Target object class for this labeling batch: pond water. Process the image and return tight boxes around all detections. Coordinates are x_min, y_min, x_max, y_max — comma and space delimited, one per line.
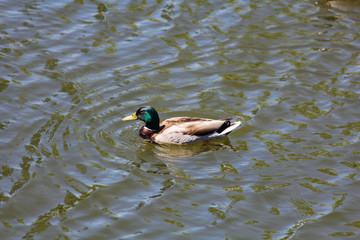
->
1, 0, 360, 239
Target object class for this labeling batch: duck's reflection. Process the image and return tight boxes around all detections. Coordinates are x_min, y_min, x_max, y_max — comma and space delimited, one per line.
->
146, 137, 237, 159
320, 0, 360, 13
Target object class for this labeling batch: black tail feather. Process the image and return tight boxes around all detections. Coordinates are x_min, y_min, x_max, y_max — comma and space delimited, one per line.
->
216, 120, 231, 134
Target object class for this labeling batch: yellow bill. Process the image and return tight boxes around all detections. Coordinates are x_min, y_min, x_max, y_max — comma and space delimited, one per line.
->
122, 113, 137, 121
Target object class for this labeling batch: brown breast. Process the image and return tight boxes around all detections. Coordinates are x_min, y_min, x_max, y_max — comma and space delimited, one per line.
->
139, 126, 155, 140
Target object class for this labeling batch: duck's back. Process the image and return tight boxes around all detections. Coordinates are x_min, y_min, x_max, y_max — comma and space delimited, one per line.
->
153, 117, 240, 144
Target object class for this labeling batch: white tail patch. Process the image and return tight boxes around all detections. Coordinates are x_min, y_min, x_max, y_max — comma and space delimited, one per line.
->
220, 121, 241, 135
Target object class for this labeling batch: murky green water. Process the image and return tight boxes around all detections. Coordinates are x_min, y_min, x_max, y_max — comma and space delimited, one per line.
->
1, 0, 360, 239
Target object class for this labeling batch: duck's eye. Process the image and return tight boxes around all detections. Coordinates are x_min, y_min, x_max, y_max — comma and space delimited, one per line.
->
140, 110, 145, 114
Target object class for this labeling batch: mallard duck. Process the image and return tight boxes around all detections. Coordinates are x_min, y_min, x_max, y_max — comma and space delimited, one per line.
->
122, 106, 241, 144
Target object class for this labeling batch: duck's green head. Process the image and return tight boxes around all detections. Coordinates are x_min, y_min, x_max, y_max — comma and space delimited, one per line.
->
122, 106, 160, 130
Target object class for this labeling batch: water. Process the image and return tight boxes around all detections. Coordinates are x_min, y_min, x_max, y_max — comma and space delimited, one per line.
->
1, 0, 360, 239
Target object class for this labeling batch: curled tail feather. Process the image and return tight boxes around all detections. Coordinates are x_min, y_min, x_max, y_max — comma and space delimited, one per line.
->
217, 121, 241, 135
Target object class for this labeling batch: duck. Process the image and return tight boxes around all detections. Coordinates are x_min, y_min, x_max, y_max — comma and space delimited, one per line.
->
122, 106, 241, 144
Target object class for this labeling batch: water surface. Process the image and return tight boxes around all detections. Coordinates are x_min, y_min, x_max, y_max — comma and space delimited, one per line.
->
1, 0, 360, 239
